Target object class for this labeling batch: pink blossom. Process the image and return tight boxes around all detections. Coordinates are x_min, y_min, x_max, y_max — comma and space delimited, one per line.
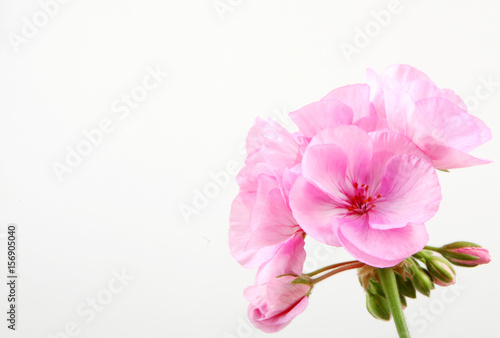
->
289, 125, 442, 267
229, 118, 303, 268
245, 233, 309, 333
367, 64, 491, 169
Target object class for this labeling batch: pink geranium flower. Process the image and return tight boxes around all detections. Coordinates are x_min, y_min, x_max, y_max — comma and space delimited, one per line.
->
289, 125, 442, 267
245, 233, 309, 333
229, 118, 303, 268
229, 65, 493, 335
368, 64, 491, 169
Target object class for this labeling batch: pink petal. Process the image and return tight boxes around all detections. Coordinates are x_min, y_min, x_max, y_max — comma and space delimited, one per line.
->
383, 91, 416, 137
278, 165, 302, 206
263, 277, 309, 317
321, 84, 371, 121
301, 143, 349, 197
236, 162, 274, 192
246, 283, 309, 333
338, 217, 429, 268
307, 126, 372, 187
289, 176, 342, 246
384, 92, 450, 162
370, 154, 441, 230
229, 192, 280, 268
249, 174, 283, 231
243, 284, 266, 305
289, 99, 353, 138
438, 88, 468, 111
366, 68, 386, 119
405, 80, 468, 110
471, 115, 493, 145
404, 79, 442, 102
353, 106, 379, 132
415, 98, 491, 153
381, 64, 432, 84
381, 64, 468, 110
368, 130, 430, 191
256, 233, 306, 285
245, 188, 300, 250
432, 147, 491, 169
245, 117, 301, 171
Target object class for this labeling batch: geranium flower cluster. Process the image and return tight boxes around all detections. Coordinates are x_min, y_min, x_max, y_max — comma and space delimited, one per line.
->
228, 64, 491, 333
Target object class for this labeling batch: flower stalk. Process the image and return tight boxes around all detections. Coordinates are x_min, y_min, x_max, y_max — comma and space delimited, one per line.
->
305, 260, 361, 277
311, 261, 365, 284
377, 268, 411, 338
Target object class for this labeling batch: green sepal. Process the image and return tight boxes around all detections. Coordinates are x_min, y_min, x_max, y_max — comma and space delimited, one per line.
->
368, 278, 385, 297
395, 272, 416, 299
411, 267, 434, 297
447, 261, 479, 268
441, 251, 480, 261
412, 252, 426, 262
441, 241, 481, 250
289, 275, 314, 297
366, 289, 391, 321
291, 276, 313, 285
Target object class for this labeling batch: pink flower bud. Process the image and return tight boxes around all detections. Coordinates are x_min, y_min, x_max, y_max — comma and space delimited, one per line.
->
430, 259, 456, 287
244, 276, 310, 333
447, 247, 491, 266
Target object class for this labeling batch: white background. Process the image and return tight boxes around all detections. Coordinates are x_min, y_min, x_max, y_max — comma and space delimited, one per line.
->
1, 1, 500, 337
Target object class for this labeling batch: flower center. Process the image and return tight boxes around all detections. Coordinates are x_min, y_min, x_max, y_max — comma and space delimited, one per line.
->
346, 182, 381, 215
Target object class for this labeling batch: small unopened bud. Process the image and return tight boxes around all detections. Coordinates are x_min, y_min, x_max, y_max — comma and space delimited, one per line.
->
366, 289, 390, 321
426, 257, 456, 286
438, 242, 491, 267
395, 272, 416, 299
411, 267, 434, 297
368, 279, 385, 297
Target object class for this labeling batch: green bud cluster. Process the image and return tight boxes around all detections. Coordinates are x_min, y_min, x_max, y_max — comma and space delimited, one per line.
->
359, 261, 416, 321
359, 240, 489, 322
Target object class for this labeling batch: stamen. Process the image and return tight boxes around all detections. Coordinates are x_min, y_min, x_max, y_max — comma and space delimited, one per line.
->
343, 184, 381, 216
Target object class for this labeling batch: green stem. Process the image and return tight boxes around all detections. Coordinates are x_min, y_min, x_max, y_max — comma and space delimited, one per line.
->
419, 250, 434, 260
413, 250, 433, 263
424, 245, 441, 253
312, 262, 365, 284
408, 257, 421, 269
377, 268, 410, 338
305, 260, 360, 277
